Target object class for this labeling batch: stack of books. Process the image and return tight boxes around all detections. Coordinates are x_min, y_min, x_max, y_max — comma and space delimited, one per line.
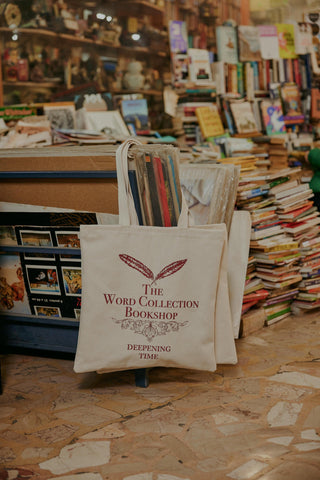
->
268, 137, 288, 170
237, 167, 304, 326
292, 236, 320, 311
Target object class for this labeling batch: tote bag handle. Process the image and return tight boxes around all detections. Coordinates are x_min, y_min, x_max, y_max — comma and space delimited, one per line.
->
116, 138, 191, 227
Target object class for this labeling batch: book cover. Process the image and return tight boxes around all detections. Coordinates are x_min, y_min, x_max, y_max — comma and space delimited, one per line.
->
168, 20, 188, 54
258, 25, 280, 60
294, 22, 313, 55
280, 83, 305, 125
195, 106, 225, 138
238, 26, 262, 62
172, 53, 189, 84
229, 101, 258, 134
260, 99, 286, 135
188, 48, 213, 85
276, 24, 297, 59
216, 26, 239, 64
121, 99, 149, 131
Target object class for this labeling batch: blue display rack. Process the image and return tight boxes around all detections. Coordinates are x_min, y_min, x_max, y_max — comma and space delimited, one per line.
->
0, 169, 149, 389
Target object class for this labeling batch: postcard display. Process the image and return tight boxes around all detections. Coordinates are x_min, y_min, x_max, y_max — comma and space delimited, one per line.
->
0, 212, 97, 353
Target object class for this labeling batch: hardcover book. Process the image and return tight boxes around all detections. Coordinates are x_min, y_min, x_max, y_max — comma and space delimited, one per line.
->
258, 25, 280, 60
121, 99, 149, 131
280, 83, 305, 125
195, 106, 225, 138
229, 101, 258, 135
276, 24, 297, 59
216, 26, 239, 64
238, 26, 262, 62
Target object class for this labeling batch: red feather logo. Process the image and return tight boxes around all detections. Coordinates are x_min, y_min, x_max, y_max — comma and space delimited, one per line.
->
119, 254, 187, 283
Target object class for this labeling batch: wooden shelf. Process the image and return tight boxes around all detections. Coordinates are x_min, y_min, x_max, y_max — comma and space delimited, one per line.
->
0, 27, 168, 58
3, 81, 61, 88
113, 88, 163, 96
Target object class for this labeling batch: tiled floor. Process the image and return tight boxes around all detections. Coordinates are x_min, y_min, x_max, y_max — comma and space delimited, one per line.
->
0, 311, 320, 480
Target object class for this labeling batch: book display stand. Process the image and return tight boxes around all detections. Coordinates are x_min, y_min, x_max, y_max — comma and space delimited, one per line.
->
0, 147, 150, 389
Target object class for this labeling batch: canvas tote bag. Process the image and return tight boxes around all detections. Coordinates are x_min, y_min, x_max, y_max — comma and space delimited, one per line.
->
74, 139, 236, 374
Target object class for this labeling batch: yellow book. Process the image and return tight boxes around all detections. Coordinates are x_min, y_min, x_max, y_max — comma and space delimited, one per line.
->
195, 106, 225, 139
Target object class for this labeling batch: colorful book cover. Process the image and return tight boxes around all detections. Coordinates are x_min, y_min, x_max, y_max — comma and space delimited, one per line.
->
188, 48, 213, 85
276, 24, 297, 59
168, 20, 188, 54
258, 25, 280, 60
280, 83, 305, 125
238, 26, 262, 62
216, 26, 239, 64
121, 99, 149, 131
260, 99, 286, 135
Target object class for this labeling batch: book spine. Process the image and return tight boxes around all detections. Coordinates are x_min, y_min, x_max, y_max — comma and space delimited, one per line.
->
161, 155, 177, 226
153, 154, 171, 227
237, 62, 244, 96
144, 153, 163, 226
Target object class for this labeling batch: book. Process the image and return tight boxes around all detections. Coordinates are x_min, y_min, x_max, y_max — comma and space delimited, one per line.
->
216, 26, 239, 64
168, 20, 188, 53
144, 152, 163, 226
229, 102, 258, 135
188, 48, 213, 85
276, 24, 297, 59
294, 22, 313, 55
195, 106, 225, 138
311, 88, 320, 120
121, 99, 149, 131
258, 25, 280, 60
152, 153, 171, 227
172, 53, 189, 84
260, 99, 286, 135
280, 83, 305, 125
238, 26, 262, 62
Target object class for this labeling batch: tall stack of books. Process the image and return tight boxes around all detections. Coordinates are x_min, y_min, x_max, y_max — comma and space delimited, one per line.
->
237, 167, 304, 325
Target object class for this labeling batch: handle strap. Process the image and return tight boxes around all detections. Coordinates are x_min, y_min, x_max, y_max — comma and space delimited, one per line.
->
116, 137, 142, 226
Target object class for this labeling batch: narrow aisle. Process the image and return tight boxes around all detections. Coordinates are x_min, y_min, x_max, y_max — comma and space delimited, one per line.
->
0, 311, 319, 480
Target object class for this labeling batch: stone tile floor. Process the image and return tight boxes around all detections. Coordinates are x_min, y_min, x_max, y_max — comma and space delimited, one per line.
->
0, 311, 320, 480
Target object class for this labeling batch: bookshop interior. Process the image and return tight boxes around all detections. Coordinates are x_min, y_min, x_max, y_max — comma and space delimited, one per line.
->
1, 0, 320, 478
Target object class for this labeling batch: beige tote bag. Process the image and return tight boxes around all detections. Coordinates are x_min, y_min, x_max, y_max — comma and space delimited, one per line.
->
74, 139, 237, 374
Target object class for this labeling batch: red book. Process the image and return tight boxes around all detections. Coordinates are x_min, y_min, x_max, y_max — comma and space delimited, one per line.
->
153, 154, 171, 227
